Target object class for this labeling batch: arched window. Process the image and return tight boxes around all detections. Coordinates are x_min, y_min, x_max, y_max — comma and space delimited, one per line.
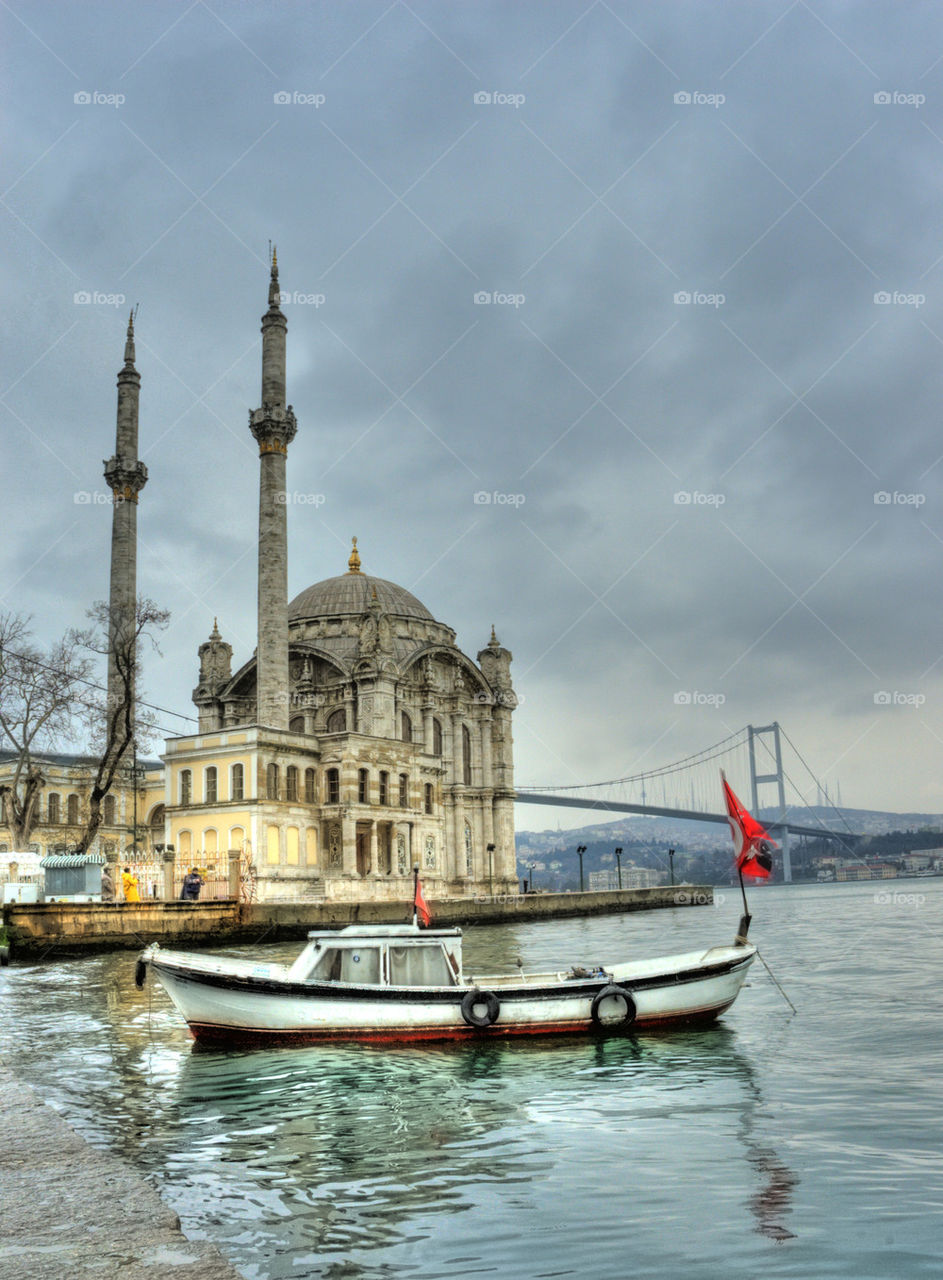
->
424, 783, 434, 815
266, 763, 279, 801
67, 794, 79, 825
286, 766, 298, 802
358, 768, 369, 804
231, 763, 244, 801
327, 708, 346, 733
304, 768, 317, 803
326, 768, 340, 804
180, 770, 192, 806
205, 766, 218, 804
401, 711, 412, 742
379, 771, 389, 805
47, 793, 60, 824
462, 725, 472, 786
103, 795, 116, 825
289, 716, 304, 733
432, 718, 443, 755
398, 773, 408, 807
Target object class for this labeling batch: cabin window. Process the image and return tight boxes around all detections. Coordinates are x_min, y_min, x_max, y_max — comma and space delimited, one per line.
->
267, 763, 279, 800
309, 946, 380, 985
326, 768, 340, 804
67, 793, 79, 825
389, 944, 454, 987
180, 770, 192, 805
231, 763, 244, 801
286, 766, 298, 802
103, 795, 116, 825
205, 767, 218, 804
47, 793, 60, 824
358, 768, 369, 804
379, 771, 389, 805
432, 718, 443, 755
398, 773, 408, 807
326, 708, 346, 733
304, 768, 317, 803
401, 711, 412, 742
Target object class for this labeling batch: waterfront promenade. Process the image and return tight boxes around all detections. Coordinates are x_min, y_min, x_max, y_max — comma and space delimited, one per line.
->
0, 1062, 244, 1280
1, 885, 713, 960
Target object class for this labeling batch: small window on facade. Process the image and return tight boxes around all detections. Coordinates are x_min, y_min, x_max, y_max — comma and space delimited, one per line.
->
205, 766, 218, 804
103, 795, 116, 825
379, 771, 388, 805
286, 766, 298, 802
424, 783, 434, 815
305, 768, 317, 804
267, 763, 280, 801
462, 724, 472, 786
231, 763, 244, 801
327, 708, 346, 733
358, 768, 369, 804
180, 770, 192, 806
289, 716, 304, 733
47, 793, 60, 824
327, 768, 340, 804
432, 718, 443, 755
401, 711, 412, 742
67, 793, 79, 825
399, 773, 408, 807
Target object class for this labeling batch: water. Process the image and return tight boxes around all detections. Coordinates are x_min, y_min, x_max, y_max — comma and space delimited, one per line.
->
2, 882, 943, 1279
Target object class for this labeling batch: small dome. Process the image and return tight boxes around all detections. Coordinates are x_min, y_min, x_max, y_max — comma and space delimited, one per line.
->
288, 573, 435, 623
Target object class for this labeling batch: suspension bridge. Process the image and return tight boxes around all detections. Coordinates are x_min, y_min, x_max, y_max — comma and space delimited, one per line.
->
514, 723, 859, 882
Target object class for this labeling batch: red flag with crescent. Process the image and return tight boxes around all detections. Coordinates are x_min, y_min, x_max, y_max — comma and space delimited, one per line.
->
721, 771, 775, 879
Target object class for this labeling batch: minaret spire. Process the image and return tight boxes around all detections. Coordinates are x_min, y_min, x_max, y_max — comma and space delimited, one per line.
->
250, 250, 297, 729
104, 310, 148, 722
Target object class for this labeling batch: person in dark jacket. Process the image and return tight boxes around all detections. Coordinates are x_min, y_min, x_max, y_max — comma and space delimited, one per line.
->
180, 867, 204, 901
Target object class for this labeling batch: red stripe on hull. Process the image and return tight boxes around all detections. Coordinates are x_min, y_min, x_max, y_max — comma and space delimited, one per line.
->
186, 1000, 735, 1047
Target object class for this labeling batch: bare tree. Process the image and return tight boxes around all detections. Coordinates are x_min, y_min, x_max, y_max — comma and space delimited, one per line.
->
0, 613, 96, 849
70, 597, 169, 857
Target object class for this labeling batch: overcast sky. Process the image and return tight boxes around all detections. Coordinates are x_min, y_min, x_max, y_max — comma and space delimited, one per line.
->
3, 1, 943, 824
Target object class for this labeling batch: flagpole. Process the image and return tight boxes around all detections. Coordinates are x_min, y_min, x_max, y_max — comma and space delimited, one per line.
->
412, 864, 418, 929
736, 866, 751, 944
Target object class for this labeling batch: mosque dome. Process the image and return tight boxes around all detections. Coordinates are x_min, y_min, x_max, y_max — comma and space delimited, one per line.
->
287, 538, 435, 624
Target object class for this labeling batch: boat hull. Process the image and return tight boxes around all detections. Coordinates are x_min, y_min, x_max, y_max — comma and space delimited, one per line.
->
148, 944, 756, 1046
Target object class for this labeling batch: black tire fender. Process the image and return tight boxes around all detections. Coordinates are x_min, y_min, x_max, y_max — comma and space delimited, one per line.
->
461, 988, 500, 1028
590, 983, 636, 1028
134, 957, 147, 989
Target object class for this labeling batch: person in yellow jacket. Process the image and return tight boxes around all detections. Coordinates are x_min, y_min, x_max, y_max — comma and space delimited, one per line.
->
121, 867, 140, 903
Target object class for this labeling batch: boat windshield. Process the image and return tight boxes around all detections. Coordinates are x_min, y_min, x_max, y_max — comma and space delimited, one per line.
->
308, 946, 381, 984
302, 940, 456, 986
389, 943, 453, 987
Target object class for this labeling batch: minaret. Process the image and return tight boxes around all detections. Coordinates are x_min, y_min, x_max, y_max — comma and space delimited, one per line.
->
103, 311, 148, 722
250, 249, 297, 729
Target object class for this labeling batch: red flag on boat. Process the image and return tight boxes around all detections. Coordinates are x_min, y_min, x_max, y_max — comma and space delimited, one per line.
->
721, 771, 775, 879
414, 875, 431, 928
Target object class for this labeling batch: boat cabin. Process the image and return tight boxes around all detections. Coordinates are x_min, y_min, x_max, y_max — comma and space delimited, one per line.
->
286, 924, 464, 988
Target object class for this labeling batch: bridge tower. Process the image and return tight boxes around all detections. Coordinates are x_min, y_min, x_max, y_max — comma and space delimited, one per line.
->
747, 722, 792, 883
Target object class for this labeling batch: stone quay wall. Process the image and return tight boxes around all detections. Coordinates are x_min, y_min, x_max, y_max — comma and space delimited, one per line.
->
1, 886, 714, 960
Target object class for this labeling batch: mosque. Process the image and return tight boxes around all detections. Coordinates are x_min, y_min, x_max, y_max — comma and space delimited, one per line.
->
0, 256, 519, 902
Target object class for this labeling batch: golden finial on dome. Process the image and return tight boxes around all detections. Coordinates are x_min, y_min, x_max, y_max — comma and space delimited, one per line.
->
490, 624, 498, 644
347, 536, 362, 574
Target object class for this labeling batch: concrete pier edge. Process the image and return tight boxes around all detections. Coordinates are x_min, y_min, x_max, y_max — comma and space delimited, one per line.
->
0, 1061, 245, 1280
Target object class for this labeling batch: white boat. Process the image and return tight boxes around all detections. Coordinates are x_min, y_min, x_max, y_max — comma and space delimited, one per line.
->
136, 917, 757, 1045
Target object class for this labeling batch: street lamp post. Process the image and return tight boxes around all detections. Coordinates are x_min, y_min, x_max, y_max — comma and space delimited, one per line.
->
614, 846, 623, 890
487, 842, 495, 897
577, 845, 586, 893
668, 847, 675, 886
